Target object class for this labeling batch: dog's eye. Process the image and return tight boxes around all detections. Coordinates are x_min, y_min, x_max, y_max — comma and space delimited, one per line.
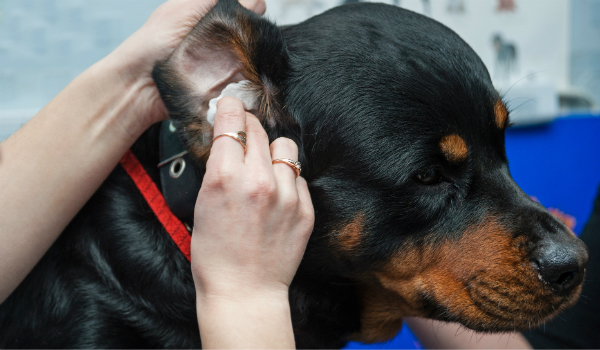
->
416, 169, 442, 185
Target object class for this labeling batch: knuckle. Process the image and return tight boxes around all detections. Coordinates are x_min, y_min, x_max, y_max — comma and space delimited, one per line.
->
240, 0, 266, 13
280, 193, 299, 211
204, 164, 237, 189
200, 178, 223, 192
256, 0, 267, 9
244, 173, 276, 202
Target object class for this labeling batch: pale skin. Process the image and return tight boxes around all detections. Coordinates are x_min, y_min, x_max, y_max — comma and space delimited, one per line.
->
193, 97, 314, 348
405, 318, 532, 349
0, 0, 267, 303
0, 0, 534, 348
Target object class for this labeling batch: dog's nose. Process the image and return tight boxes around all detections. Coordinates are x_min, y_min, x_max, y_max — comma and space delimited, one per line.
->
532, 237, 588, 295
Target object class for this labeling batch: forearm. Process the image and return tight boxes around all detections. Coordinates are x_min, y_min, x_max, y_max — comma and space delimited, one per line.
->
0, 52, 155, 303
405, 317, 532, 349
197, 293, 296, 349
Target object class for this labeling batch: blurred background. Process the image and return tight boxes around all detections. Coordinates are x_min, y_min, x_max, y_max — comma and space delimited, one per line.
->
1, 0, 599, 135
0, 0, 600, 140
1, 0, 599, 348
1, 0, 599, 138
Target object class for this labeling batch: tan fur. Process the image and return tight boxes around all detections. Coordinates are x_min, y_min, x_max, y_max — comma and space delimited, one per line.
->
354, 219, 580, 343
494, 99, 509, 129
440, 134, 468, 162
332, 214, 364, 255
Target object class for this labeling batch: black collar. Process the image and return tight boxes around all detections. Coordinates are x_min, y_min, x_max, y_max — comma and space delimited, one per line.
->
158, 121, 204, 228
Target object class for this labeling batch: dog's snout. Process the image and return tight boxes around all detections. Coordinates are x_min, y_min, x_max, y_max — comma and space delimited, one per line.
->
532, 237, 588, 295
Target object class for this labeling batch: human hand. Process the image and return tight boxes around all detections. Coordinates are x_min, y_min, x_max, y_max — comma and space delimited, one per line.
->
191, 97, 314, 304
104, 0, 266, 133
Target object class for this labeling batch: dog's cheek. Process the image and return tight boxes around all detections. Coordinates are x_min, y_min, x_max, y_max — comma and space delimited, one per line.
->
351, 246, 432, 343
350, 285, 409, 344
414, 222, 528, 328
329, 214, 364, 258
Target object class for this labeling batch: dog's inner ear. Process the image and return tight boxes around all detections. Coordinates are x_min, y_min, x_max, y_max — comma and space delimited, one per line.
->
153, 0, 292, 160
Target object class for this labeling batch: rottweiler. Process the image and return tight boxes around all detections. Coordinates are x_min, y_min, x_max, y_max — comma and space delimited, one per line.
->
0, 0, 588, 348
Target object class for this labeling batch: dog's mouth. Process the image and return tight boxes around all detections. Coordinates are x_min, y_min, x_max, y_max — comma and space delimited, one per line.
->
423, 267, 582, 333
353, 220, 585, 343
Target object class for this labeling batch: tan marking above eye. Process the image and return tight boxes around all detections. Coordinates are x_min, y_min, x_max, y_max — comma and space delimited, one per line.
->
494, 99, 509, 129
439, 134, 468, 162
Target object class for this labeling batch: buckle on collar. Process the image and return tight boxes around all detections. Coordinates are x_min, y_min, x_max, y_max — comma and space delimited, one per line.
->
158, 121, 204, 226
158, 150, 188, 179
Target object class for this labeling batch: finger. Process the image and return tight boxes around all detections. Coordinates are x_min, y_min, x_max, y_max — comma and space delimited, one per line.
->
270, 137, 299, 180
296, 176, 315, 235
244, 112, 272, 168
210, 97, 247, 162
239, 0, 266, 15
270, 138, 300, 203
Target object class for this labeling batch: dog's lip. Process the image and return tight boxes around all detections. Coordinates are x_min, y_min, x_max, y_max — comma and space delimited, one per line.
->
426, 303, 542, 333
427, 307, 454, 323
425, 288, 579, 333
418, 271, 582, 332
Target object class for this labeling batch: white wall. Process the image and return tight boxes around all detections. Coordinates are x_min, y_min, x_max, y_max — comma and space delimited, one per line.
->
267, 0, 571, 91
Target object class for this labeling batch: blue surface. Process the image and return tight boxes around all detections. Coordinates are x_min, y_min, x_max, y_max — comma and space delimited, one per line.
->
505, 115, 600, 234
345, 114, 600, 349
345, 325, 423, 350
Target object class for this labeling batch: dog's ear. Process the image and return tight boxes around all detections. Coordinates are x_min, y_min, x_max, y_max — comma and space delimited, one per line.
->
153, 0, 299, 160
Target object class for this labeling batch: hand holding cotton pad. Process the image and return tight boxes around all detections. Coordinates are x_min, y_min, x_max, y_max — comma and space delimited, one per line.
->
206, 80, 258, 126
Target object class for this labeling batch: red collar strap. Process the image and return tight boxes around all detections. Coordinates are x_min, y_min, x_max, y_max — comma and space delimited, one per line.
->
119, 150, 191, 261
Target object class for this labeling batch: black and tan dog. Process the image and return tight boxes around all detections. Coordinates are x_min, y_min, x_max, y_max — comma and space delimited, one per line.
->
0, 1, 589, 348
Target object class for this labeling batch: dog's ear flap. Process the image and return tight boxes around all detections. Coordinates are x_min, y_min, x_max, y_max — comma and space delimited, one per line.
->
153, 0, 297, 160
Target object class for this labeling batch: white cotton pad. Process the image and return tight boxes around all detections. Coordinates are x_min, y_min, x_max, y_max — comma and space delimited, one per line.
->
206, 80, 258, 126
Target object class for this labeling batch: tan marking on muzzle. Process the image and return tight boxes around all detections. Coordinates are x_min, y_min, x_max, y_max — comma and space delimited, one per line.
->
354, 219, 578, 343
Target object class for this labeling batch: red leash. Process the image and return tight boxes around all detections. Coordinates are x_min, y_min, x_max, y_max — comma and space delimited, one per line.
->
119, 150, 191, 261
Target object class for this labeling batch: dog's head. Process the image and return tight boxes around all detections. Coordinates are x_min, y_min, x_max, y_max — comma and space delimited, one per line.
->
153, 0, 589, 343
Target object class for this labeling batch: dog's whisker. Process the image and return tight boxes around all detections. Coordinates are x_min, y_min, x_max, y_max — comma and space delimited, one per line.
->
500, 70, 549, 98
443, 281, 473, 311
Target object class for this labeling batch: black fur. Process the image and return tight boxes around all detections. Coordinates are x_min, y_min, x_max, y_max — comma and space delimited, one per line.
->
0, 1, 588, 348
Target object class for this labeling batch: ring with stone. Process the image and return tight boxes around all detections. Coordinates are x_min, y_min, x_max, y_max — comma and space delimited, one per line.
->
272, 158, 301, 178
212, 131, 247, 152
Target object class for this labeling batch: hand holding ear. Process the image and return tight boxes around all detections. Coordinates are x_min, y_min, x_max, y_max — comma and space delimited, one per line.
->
104, 0, 266, 130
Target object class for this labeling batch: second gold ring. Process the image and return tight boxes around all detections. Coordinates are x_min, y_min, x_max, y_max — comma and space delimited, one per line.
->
272, 158, 302, 178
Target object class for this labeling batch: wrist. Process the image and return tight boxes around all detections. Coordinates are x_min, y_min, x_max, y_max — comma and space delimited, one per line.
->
196, 292, 295, 349
98, 51, 164, 135
196, 284, 290, 310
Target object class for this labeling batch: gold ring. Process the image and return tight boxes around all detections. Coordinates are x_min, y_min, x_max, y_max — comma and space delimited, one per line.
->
272, 158, 301, 178
212, 131, 247, 152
